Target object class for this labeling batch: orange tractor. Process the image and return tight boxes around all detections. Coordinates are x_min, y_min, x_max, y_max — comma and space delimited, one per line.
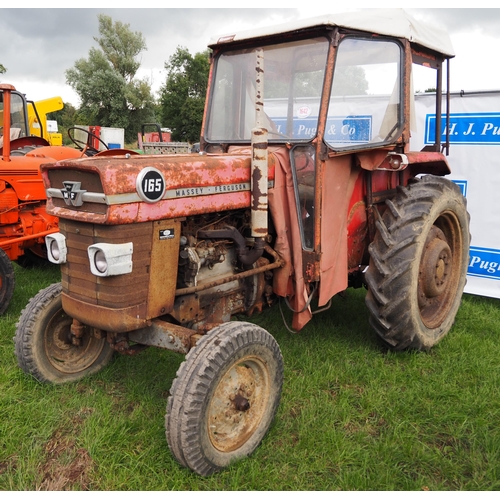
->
15, 11, 470, 475
0, 84, 135, 313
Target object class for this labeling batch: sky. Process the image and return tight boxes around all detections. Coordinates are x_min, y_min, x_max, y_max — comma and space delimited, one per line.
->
1, 5, 499, 108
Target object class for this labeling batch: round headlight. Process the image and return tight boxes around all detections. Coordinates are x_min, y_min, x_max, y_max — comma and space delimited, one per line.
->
94, 250, 108, 273
49, 239, 60, 261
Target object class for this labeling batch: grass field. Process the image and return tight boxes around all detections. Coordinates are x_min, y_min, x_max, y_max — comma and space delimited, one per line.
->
1, 262, 499, 491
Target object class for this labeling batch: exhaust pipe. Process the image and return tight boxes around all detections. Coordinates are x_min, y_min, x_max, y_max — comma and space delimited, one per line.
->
202, 49, 269, 267
251, 48, 268, 239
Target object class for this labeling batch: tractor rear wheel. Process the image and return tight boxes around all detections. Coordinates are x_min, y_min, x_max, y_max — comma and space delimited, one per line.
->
14, 283, 114, 383
0, 248, 15, 315
166, 321, 283, 476
365, 175, 470, 351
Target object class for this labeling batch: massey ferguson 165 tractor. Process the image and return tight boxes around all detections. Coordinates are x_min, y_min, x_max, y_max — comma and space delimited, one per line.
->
15, 11, 470, 475
0, 84, 136, 315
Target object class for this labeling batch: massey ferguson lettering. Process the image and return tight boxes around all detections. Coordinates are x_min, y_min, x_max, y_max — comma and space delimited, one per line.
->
172, 183, 251, 198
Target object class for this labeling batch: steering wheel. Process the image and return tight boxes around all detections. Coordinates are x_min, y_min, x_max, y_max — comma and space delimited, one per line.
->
67, 127, 110, 156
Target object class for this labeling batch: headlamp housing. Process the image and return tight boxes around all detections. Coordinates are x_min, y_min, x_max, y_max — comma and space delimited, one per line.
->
46, 233, 67, 264
88, 242, 133, 277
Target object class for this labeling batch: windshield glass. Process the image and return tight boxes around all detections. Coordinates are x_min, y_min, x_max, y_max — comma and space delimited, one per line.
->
326, 37, 403, 150
206, 37, 329, 143
0, 91, 28, 141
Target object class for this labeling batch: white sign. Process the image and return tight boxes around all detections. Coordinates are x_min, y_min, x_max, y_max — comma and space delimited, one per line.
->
413, 90, 500, 299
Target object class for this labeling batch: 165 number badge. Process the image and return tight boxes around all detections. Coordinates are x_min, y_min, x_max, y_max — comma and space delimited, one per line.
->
136, 167, 166, 203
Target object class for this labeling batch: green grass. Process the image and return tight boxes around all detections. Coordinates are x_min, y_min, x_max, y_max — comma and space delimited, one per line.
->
1, 263, 499, 490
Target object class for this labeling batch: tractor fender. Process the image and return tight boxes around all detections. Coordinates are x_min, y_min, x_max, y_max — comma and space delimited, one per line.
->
355, 149, 450, 176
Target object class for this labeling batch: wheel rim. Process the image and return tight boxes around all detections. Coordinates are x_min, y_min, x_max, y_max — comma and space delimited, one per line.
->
207, 355, 271, 453
44, 309, 107, 374
418, 213, 463, 329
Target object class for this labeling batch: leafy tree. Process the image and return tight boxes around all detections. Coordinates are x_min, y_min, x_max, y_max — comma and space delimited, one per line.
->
331, 66, 368, 96
159, 47, 210, 143
0, 64, 6, 74
65, 14, 156, 143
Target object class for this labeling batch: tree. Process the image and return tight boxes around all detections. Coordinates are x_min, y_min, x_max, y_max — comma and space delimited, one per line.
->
65, 14, 156, 143
159, 47, 210, 143
0, 64, 6, 74
331, 66, 368, 96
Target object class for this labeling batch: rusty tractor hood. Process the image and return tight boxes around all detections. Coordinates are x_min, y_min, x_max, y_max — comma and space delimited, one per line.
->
42, 153, 276, 225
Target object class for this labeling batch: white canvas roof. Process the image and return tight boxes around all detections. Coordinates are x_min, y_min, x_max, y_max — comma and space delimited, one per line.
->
209, 9, 455, 58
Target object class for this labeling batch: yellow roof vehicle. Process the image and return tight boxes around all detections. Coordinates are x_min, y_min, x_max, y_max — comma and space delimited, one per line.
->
27, 96, 64, 146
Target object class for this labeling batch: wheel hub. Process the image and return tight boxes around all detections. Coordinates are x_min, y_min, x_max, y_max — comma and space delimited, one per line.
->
418, 224, 457, 328
45, 310, 107, 374
53, 319, 73, 350
421, 235, 452, 298
207, 358, 269, 453
232, 393, 251, 412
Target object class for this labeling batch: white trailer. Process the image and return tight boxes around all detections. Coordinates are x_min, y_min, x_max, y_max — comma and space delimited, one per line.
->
74, 125, 124, 150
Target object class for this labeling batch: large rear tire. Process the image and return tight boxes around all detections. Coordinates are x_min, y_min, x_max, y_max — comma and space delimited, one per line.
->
166, 321, 284, 476
365, 175, 470, 351
0, 248, 15, 315
14, 283, 114, 383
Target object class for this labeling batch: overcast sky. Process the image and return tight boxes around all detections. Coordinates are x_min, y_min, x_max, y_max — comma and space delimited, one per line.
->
1, 5, 499, 107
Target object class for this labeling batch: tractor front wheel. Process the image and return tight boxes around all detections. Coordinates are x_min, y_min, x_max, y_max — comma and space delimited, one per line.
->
166, 321, 284, 476
0, 248, 15, 315
365, 175, 470, 351
14, 283, 114, 383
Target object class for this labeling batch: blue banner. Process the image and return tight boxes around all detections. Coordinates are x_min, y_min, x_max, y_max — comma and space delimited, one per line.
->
452, 179, 468, 197
325, 116, 372, 143
272, 116, 372, 142
425, 113, 500, 145
468, 246, 500, 280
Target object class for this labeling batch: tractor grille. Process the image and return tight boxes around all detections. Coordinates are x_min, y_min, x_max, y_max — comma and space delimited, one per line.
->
60, 219, 153, 311
47, 168, 107, 214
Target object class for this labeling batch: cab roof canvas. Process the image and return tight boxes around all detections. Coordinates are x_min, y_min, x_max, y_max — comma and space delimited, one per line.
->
210, 9, 455, 58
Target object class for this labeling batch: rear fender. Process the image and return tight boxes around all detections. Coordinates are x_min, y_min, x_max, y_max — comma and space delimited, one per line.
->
355, 148, 451, 176
405, 151, 451, 177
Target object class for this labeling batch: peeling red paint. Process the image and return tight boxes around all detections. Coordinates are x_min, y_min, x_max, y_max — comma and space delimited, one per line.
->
42, 153, 277, 224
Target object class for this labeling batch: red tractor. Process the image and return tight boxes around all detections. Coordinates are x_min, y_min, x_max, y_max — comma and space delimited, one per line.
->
0, 84, 137, 314
15, 11, 470, 476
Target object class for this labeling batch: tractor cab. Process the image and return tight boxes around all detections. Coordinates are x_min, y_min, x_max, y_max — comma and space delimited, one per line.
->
203, 9, 454, 154
0, 85, 43, 151
201, 9, 457, 329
